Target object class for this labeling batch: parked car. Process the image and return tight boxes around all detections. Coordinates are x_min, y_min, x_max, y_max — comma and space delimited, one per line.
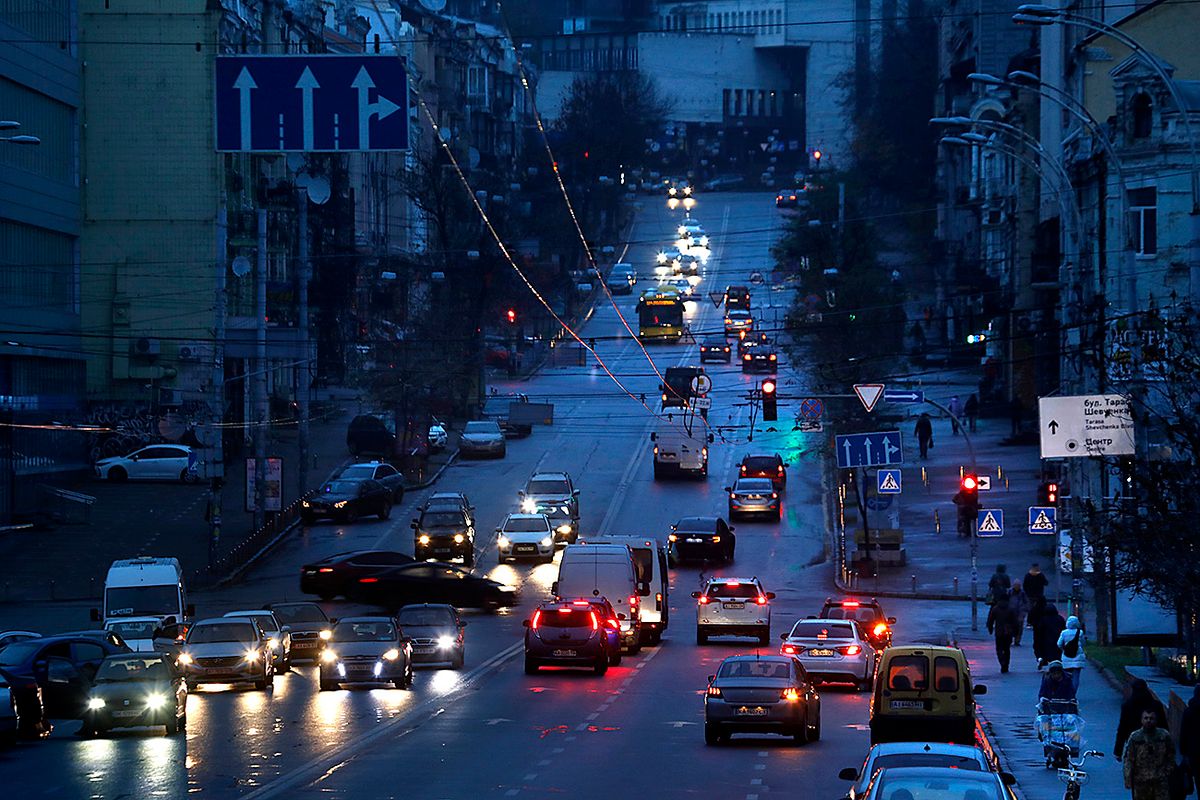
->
397, 604, 466, 670
338, 461, 407, 503
301, 478, 392, 524
345, 562, 517, 610
177, 617, 273, 691
95, 444, 201, 483
319, 616, 413, 690
80, 653, 187, 736
0, 631, 41, 649
703, 654, 820, 745
346, 414, 395, 456
0, 633, 130, 719
299, 550, 415, 600
459, 421, 506, 458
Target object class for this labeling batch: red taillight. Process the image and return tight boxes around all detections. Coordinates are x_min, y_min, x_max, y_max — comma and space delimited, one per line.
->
755, 595, 768, 605
707, 685, 722, 697
729, 492, 736, 499
531, 610, 542, 629
741, 465, 747, 473
777, 466, 784, 473
607, 619, 620, 630
698, 596, 711, 605
771, 492, 778, 499
590, 611, 599, 631
629, 595, 639, 606
769, 354, 777, 360
873, 622, 888, 636
781, 688, 800, 702
840, 645, 862, 656
557, 607, 573, 613
781, 643, 803, 655
656, 592, 663, 603
318, 567, 334, 573
842, 601, 860, 607
572, 600, 590, 606
358, 577, 378, 583
743, 355, 751, 361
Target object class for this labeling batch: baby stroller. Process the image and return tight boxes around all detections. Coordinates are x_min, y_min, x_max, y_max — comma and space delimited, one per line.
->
1037, 697, 1084, 769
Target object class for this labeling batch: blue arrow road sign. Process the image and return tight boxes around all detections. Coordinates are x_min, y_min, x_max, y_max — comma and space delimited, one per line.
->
877, 469, 902, 494
215, 55, 408, 153
977, 509, 1004, 537
835, 431, 904, 469
883, 389, 925, 403
1028, 506, 1057, 535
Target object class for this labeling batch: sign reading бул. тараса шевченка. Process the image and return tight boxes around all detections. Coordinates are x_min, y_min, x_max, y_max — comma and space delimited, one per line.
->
1038, 394, 1135, 459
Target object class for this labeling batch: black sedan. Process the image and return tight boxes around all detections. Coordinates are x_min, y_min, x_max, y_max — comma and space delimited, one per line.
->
668, 516, 736, 565
264, 602, 332, 661
302, 478, 392, 524
397, 604, 466, 669
345, 563, 517, 610
704, 654, 820, 745
740, 341, 778, 373
81, 654, 187, 736
299, 550, 416, 600
337, 461, 407, 503
699, 336, 732, 363
319, 616, 413, 691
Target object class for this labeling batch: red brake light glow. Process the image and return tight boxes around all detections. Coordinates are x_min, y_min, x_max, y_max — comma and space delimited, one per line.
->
781, 643, 803, 655
531, 610, 542, 629
318, 567, 334, 573
873, 622, 888, 636
572, 600, 590, 606
590, 612, 599, 631
707, 685, 722, 697
725, 580, 739, 586
698, 596, 711, 605
607, 619, 620, 630
781, 687, 800, 702
558, 607, 573, 612
755, 595, 768, 605
777, 466, 784, 473
629, 595, 639, 606
842, 601, 860, 607
840, 645, 862, 656
358, 577, 379, 583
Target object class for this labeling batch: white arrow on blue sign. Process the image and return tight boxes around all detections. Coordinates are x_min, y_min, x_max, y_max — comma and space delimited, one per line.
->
1028, 506, 1057, 535
883, 389, 925, 403
977, 509, 1003, 537
834, 431, 904, 469
877, 469, 902, 494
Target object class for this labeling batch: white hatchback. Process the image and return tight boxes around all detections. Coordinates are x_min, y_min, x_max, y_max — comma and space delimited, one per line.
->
693, 577, 774, 645
496, 513, 555, 563
95, 444, 201, 483
780, 618, 876, 689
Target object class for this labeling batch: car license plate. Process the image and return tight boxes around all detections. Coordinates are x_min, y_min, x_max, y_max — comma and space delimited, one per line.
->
414, 646, 435, 655
112, 710, 141, 718
515, 545, 536, 553
890, 700, 926, 710
552, 649, 577, 657
808, 648, 835, 657
685, 537, 703, 543
736, 706, 767, 716
723, 602, 745, 609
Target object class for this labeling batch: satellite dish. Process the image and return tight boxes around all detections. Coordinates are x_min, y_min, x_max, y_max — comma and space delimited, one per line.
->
306, 176, 331, 205
419, 0, 446, 9
286, 154, 306, 173
231, 256, 252, 278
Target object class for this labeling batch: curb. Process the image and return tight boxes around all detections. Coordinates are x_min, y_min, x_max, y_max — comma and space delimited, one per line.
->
218, 449, 462, 586
1087, 654, 1130, 696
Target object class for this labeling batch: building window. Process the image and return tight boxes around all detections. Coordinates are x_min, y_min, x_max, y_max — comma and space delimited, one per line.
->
1131, 93, 1153, 139
734, 90, 742, 116
1129, 187, 1157, 256
723, 88, 732, 116
467, 66, 487, 99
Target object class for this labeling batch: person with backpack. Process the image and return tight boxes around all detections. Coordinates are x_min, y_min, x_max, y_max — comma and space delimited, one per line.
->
1057, 615, 1086, 691
987, 565, 1011, 605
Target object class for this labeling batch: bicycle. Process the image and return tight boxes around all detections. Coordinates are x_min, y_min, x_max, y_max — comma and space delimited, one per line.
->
1057, 749, 1104, 800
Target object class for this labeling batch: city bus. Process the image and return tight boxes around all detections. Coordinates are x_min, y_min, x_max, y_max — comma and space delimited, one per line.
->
637, 287, 685, 341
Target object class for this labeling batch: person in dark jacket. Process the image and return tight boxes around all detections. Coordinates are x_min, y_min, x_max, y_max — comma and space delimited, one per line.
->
964, 393, 980, 433
1179, 685, 1200, 792
1009, 580, 1032, 646
986, 600, 1019, 673
1116, 678, 1169, 762
1034, 603, 1066, 669
914, 413, 934, 460
1023, 563, 1049, 602
988, 565, 1011, 605
1038, 661, 1078, 701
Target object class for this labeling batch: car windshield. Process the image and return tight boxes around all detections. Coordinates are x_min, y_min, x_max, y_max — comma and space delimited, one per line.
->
826, 606, 880, 623
0, 641, 44, 666
736, 479, 774, 492
706, 582, 760, 599
106, 620, 160, 640
743, 457, 779, 471
729, 311, 751, 319
465, 421, 500, 434
481, 398, 512, 415
789, 621, 855, 640
339, 465, 378, 479
873, 770, 1000, 799
105, 585, 179, 618
398, 608, 455, 627
332, 621, 396, 642
229, 613, 278, 632
96, 656, 171, 682
422, 511, 466, 527
527, 479, 570, 495
702, 338, 726, 346
269, 605, 327, 625
187, 622, 257, 644
718, 659, 791, 679
323, 480, 359, 494
675, 517, 716, 534
870, 753, 983, 773
504, 517, 549, 533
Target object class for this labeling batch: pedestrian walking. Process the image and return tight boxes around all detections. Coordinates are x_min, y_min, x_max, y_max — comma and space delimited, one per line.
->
987, 564, 1011, 605
1123, 708, 1175, 799
986, 600, 1018, 673
964, 393, 979, 433
1023, 562, 1049, 602
1117, 679, 1169, 762
1057, 615, 1087, 691
1178, 686, 1200, 793
1010, 396, 1025, 436
1009, 581, 1032, 646
914, 413, 934, 460
948, 395, 962, 436
1034, 602, 1066, 669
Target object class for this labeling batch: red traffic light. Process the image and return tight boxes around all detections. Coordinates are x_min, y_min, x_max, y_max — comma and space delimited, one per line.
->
506, 309, 516, 324
762, 380, 776, 395
961, 475, 978, 491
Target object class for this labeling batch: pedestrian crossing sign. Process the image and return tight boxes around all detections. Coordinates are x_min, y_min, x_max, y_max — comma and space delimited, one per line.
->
977, 509, 1003, 537
877, 469, 902, 495
1028, 506, 1057, 535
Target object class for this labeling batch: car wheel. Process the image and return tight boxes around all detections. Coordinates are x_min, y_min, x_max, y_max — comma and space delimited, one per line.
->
498, 447, 506, 459
107, 466, 127, 482
793, 718, 810, 745
593, 655, 608, 676
180, 469, 200, 484
524, 656, 539, 675
609, 649, 622, 666
451, 649, 465, 670
704, 724, 721, 746
725, 545, 735, 564
378, 502, 391, 521
319, 680, 337, 692
809, 709, 822, 741
696, 627, 707, 645
857, 677, 872, 692
758, 628, 770, 646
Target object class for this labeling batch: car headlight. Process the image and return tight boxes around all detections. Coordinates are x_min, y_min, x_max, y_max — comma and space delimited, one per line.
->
145, 693, 168, 710
177, 652, 193, 665
267, 637, 279, 651
334, 501, 347, 509
437, 636, 455, 650
520, 498, 537, 513
453, 533, 465, 544
87, 697, 106, 710
418, 534, 430, 545
382, 648, 400, 661
540, 537, 553, 548
498, 535, 511, 548
244, 649, 260, 662
668, 533, 677, 542
320, 649, 338, 663
556, 524, 572, 534
302, 500, 310, 508
319, 629, 332, 641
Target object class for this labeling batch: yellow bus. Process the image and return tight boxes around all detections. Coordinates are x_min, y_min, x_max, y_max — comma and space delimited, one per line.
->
637, 287, 685, 341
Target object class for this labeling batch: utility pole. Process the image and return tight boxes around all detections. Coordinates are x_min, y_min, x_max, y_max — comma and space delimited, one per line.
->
209, 206, 228, 569
254, 209, 268, 533
297, 190, 310, 499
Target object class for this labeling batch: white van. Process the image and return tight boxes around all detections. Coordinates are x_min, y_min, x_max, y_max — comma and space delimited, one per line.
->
91, 557, 192, 628
651, 419, 713, 479
553, 544, 645, 653
578, 535, 669, 645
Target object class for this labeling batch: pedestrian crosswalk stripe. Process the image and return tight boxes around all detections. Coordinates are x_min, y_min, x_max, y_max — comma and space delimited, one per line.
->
978, 511, 1002, 533
1030, 510, 1055, 532
879, 472, 900, 491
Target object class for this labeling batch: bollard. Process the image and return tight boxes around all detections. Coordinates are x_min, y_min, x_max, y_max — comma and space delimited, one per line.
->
911, 574, 917, 593
934, 509, 941, 534
953, 577, 959, 595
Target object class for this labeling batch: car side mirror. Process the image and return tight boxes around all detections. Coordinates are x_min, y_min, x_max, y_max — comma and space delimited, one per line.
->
973, 683, 987, 695
780, 633, 788, 641
411, 520, 419, 529
887, 617, 897, 624
722, 486, 731, 492
707, 674, 715, 683
280, 625, 292, 634
766, 592, 776, 600
550, 581, 558, 596
691, 591, 701, 599
572, 489, 580, 497
649, 432, 656, 442
1000, 772, 1016, 786
90, 608, 101, 622
838, 768, 859, 781
708, 434, 715, 444
521, 619, 530, 628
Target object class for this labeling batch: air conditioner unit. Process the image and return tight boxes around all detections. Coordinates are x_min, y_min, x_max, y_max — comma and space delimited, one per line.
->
131, 337, 161, 357
177, 342, 212, 362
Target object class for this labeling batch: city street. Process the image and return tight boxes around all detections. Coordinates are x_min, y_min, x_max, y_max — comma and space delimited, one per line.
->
0, 194, 1011, 798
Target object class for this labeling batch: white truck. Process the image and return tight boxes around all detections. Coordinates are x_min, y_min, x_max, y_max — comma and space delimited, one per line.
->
650, 419, 713, 480
91, 557, 193, 629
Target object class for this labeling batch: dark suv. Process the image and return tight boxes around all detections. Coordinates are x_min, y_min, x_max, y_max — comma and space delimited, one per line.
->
523, 602, 611, 676
412, 506, 476, 565
817, 597, 895, 650
725, 286, 751, 310
739, 453, 787, 489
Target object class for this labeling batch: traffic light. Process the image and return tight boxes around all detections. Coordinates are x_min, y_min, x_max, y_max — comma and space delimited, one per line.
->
1037, 481, 1059, 505
506, 308, 517, 325
762, 379, 777, 421
955, 474, 980, 536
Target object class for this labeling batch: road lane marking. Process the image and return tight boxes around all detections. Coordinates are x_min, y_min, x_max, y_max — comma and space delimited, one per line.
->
523, 774, 537, 781
751, 778, 763, 785
537, 759, 551, 766
505, 790, 519, 797
586, 712, 599, 721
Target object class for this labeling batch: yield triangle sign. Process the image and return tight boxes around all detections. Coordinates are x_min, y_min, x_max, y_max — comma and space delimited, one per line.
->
853, 384, 885, 413
709, 292, 725, 308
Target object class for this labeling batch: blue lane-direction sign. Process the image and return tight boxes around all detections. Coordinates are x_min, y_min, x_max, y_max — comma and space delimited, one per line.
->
883, 389, 925, 404
835, 431, 904, 469
877, 469, 902, 495
1028, 506, 1057, 535
216, 55, 409, 153
977, 509, 1004, 537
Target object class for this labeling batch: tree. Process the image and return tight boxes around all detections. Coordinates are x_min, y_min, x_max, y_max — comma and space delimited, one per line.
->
555, 72, 672, 180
